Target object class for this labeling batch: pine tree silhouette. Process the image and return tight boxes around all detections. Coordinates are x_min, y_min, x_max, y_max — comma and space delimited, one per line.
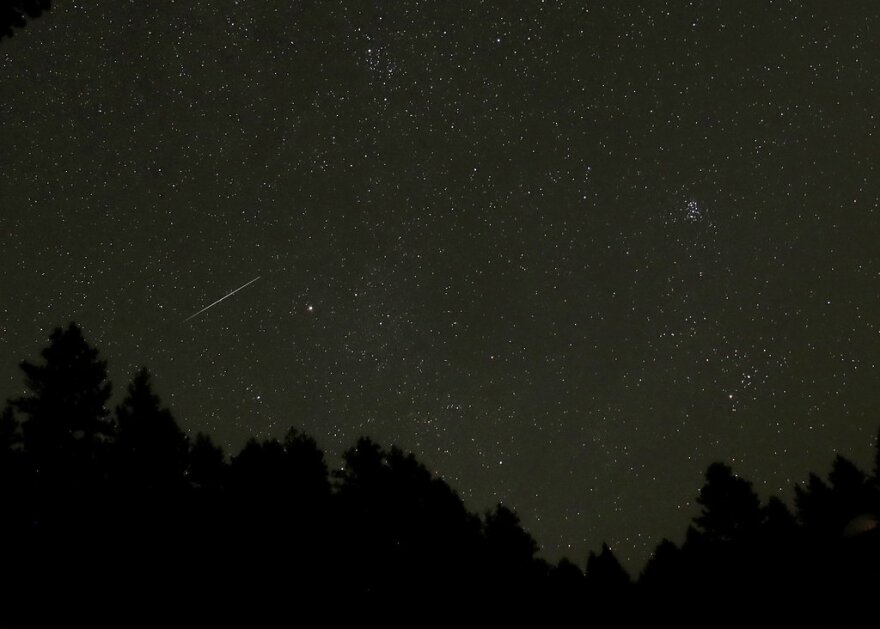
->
12, 323, 113, 492
187, 431, 226, 490
113, 367, 189, 492
585, 542, 630, 590
693, 462, 762, 544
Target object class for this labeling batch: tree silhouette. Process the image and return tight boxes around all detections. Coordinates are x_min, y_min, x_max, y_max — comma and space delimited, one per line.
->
334, 437, 483, 599
0, 405, 29, 536
549, 556, 584, 584
222, 428, 334, 601
640, 537, 686, 589
791, 454, 880, 627
828, 455, 874, 522
585, 542, 630, 590
0, 405, 23, 484
182, 431, 229, 605
187, 431, 226, 490
795, 471, 833, 534
113, 367, 189, 492
0, 0, 50, 40
546, 556, 584, 605
6, 320, 880, 622
4, 325, 125, 626
483, 503, 540, 568
666, 462, 772, 624
583, 542, 632, 621
761, 495, 796, 536
0, 405, 19, 451
796, 454, 873, 540
106, 369, 192, 612
228, 428, 328, 499
693, 461, 762, 544
283, 428, 331, 501
11, 323, 113, 491
229, 437, 288, 494
227, 429, 330, 539
482, 502, 546, 602
0, 402, 25, 474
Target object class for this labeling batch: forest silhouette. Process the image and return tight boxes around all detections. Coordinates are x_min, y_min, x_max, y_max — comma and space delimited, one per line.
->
1, 323, 879, 626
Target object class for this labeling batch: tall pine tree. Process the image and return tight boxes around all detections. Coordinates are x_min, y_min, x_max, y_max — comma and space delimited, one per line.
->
12, 323, 113, 490
113, 367, 189, 492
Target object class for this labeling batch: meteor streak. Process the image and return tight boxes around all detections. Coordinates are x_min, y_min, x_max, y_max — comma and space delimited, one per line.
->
182, 276, 261, 323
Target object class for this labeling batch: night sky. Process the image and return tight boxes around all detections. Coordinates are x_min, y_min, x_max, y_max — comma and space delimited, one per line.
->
2, 1, 878, 571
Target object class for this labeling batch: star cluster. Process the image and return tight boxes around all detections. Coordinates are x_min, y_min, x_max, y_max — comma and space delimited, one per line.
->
1, 1, 878, 570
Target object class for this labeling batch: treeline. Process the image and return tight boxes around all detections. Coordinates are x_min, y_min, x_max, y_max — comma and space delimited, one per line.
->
1, 323, 879, 626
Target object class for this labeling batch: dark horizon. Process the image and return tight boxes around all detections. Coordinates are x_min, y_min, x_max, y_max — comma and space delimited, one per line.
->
1, 321, 879, 626
5, 320, 880, 578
